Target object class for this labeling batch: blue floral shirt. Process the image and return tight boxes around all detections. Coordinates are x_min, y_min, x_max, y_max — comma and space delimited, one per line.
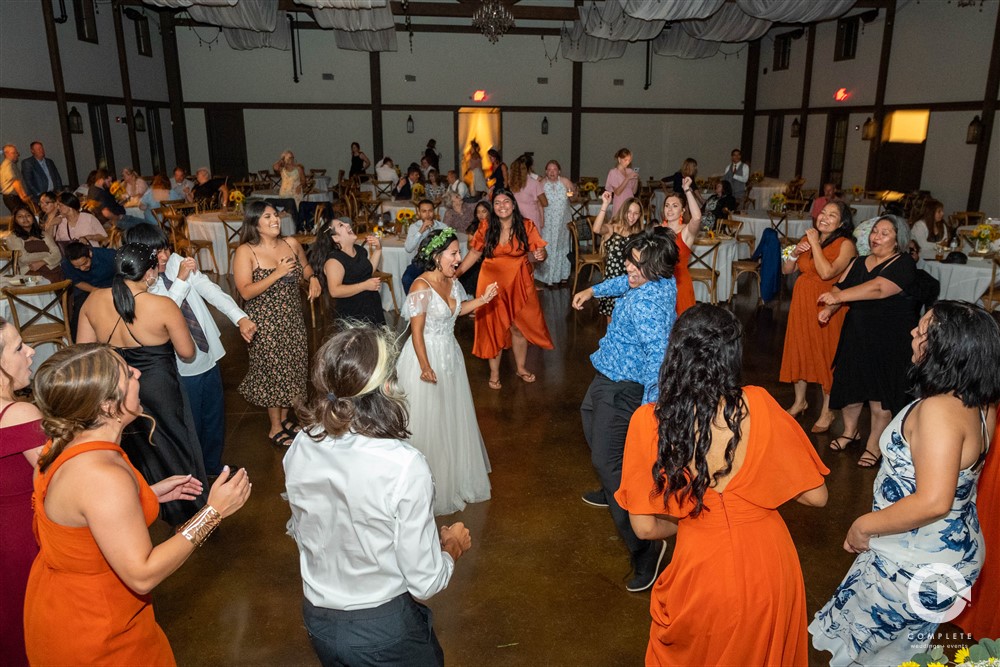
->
590, 274, 677, 403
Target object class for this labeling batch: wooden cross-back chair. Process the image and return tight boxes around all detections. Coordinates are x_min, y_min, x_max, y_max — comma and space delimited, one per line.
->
567, 219, 604, 294
768, 210, 792, 246
162, 209, 219, 274
218, 212, 244, 271
979, 255, 1000, 313
0, 247, 19, 277
1, 279, 74, 348
688, 238, 722, 305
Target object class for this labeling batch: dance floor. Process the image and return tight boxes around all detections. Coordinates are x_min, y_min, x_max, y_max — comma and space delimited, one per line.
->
150, 278, 957, 666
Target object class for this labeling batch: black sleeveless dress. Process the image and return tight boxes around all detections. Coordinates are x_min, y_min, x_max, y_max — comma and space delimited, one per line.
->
349, 154, 365, 177
328, 245, 386, 326
109, 318, 208, 525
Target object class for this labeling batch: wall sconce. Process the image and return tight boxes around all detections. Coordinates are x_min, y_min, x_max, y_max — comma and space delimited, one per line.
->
861, 117, 876, 141
541, 116, 549, 135
790, 118, 800, 138
406, 115, 414, 134
134, 109, 146, 132
967, 115, 983, 145
68, 106, 83, 134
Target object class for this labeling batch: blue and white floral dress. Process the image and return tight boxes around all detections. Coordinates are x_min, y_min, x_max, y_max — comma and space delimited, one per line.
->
809, 399, 987, 667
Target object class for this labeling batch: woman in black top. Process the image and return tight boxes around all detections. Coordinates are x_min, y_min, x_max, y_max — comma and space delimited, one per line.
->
349, 142, 370, 178
309, 218, 386, 326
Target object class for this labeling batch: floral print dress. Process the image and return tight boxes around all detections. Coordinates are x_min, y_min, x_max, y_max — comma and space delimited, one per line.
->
809, 399, 987, 666
598, 233, 628, 318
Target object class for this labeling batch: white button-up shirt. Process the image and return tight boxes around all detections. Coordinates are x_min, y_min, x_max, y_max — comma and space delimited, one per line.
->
284, 430, 455, 611
149, 253, 248, 377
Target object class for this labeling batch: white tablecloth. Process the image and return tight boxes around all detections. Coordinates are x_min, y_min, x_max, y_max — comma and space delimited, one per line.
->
920, 258, 995, 303
750, 178, 787, 208
0, 276, 62, 371
187, 211, 294, 274
690, 238, 742, 304
732, 210, 813, 248
249, 190, 332, 205
846, 199, 881, 222
376, 233, 469, 311
378, 201, 448, 225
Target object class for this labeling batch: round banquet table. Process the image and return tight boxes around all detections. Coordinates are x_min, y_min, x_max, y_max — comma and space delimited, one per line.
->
689, 237, 742, 304
732, 210, 813, 248
749, 178, 787, 209
187, 210, 294, 274
0, 275, 62, 372
919, 257, 996, 303
846, 199, 882, 222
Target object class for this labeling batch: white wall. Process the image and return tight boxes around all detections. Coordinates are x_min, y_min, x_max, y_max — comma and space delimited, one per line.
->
756, 29, 806, 111
384, 110, 453, 173
0, 98, 66, 178
808, 12, 882, 108
502, 112, 572, 175
922, 111, 981, 213
244, 109, 374, 175
185, 109, 209, 173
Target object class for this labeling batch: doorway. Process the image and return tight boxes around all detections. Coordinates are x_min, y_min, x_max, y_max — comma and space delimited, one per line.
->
821, 113, 849, 188
457, 107, 501, 192
205, 107, 248, 179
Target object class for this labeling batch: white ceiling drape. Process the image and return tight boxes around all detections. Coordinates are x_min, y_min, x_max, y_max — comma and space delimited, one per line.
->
293, 0, 387, 7
333, 27, 397, 51
311, 4, 394, 31
187, 0, 278, 31
735, 0, 857, 22
652, 27, 720, 59
560, 20, 627, 62
617, 0, 725, 22
679, 4, 773, 42
142, 0, 236, 7
581, 1, 665, 42
223, 24, 291, 49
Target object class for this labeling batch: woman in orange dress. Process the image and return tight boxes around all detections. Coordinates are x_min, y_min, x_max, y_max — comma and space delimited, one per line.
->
615, 305, 829, 667
657, 176, 702, 314
779, 201, 857, 434
458, 188, 553, 389
23, 344, 251, 666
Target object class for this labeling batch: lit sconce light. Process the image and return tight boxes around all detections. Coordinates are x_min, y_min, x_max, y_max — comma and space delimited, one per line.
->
406, 115, 414, 134
966, 115, 983, 145
861, 117, 876, 141
134, 109, 146, 132
68, 106, 83, 134
790, 118, 800, 138
541, 116, 549, 135
472, 90, 488, 102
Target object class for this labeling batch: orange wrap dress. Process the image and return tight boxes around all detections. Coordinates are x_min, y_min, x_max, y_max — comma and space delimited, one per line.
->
615, 386, 828, 667
24, 441, 176, 666
955, 417, 1000, 640
673, 235, 695, 315
779, 236, 850, 392
470, 219, 554, 359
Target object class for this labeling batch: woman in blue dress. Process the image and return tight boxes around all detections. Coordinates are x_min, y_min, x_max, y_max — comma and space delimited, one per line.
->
810, 301, 1000, 666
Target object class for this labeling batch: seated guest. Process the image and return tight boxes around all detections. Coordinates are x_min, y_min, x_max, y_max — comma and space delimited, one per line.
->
121, 167, 148, 201
60, 241, 116, 335
20, 141, 63, 200
139, 174, 185, 225
87, 169, 146, 231
446, 169, 469, 199
402, 200, 448, 294
419, 156, 433, 181
810, 182, 839, 221
191, 167, 229, 207
284, 325, 472, 667
3, 205, 62, 283
171, 166, 194, 202
37, 191, 62, 232
124, 225, 257, 477
375, 157, 397, 183
909, 197, 949, 256
392, 164, 421, 200
701, 180, 737, 229
425, 169, 447, 203
664, 158, 699, 197
51, 191, 107, 249
442, 191, 477, 231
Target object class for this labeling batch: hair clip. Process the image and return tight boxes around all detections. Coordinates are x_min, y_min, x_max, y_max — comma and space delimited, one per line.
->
326, 392, 337, 402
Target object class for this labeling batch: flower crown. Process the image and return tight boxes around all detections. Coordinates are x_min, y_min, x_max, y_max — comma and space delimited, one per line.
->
420, 227, 457, 259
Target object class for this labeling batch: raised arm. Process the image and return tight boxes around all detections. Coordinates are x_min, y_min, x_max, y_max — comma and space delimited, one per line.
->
681, 176, 702, 244
456, 247, 482, 277
592, 191, 614, 239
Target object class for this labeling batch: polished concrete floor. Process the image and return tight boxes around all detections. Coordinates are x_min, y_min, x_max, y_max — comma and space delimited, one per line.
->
149, 279, 928, 666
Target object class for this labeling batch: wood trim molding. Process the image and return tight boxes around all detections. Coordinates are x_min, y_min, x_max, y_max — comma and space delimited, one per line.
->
0, 87, 169, 109
571, 61, 582, 181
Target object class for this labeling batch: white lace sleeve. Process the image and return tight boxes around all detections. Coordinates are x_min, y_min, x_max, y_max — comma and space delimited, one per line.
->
403, 288, 432, 320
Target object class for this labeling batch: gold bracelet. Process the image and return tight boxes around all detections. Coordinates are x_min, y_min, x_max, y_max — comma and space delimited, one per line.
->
179, 505, 222, 547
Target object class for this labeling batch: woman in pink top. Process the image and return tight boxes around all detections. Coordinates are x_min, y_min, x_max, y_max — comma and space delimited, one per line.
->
604, 148, 639, 218
509, 156, 547, 230
52, 192, 107, 249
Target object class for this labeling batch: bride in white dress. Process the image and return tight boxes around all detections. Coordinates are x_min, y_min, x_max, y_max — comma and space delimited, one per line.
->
397, 228, 499, 515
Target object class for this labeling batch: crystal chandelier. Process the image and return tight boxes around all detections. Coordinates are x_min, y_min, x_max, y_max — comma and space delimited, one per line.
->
472, 0, 515, 44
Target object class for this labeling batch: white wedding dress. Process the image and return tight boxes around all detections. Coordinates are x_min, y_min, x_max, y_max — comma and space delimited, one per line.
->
397, 278, 491, 515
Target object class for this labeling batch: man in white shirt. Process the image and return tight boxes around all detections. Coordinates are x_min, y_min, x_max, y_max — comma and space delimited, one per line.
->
445, 170, 469, 199
722, 148, 749, 202
171, 166, 195, 202
402, 199, 448, 294
284, 327, 470, 667
125, 225, 257, 476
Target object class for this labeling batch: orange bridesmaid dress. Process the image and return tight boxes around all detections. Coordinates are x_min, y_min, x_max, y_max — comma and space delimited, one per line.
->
615, 386, 828, 667
779, 237, 850, 392
470, 219, 554, 359
955, 419, 1000, 639
24, 441, 176, 666
661, 227, 694, 315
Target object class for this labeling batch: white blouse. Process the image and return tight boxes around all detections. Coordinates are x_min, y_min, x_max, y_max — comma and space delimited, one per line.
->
283, 429, 455, 611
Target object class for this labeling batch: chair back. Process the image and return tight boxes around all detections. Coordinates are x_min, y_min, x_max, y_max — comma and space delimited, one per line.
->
689, 239, 722, 275
715, 218, 744, 238
2, 279, 73, 348
768, 210, 791, 245
982, 255, 1000, 312
951, 211, 986, 228
0, 247, 19, 277
309, 169, 327, 177
218, 212, 244, 248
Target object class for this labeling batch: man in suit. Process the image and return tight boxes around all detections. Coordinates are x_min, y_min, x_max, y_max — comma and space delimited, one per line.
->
21, 141, 64, 199
392, 164, 421, 200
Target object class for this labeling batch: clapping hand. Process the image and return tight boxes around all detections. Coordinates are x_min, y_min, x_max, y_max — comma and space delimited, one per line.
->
804, 227, 821, 246
794, 239, 812, 257
151, 474, 203, 504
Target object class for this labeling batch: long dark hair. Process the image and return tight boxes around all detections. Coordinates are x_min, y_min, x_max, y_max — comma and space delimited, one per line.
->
10, 204, 43, 240
468, 200, 491, 234
653, 304, 747, 517
818, 200, 855, 249
112, 243, 157, 324
414, 228, 458, 272
56, 191, 81, 211
483, 189, 528, 258
238, 200, 278, 246
910, 301, 1000, 408
307, 217, 357, 281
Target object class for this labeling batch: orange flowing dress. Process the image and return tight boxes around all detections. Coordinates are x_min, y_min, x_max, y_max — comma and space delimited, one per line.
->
955, 417, 1000, 639
24, 441, 176, 666
615, 386, 828, 667
470, 219, 554, 359
779, 236, 850, 392
659, 225, 694, 314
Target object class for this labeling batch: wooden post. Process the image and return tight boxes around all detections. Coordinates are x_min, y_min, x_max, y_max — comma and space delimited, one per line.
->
112, 2, 141, 170
741, 40, 761, 164
40, 0, 78, 185
967, 4, 1000, 211
570, 60, 582, 181
370, 51, 383, 162
865, 0, 896, 190
160, 11, 190, 170
794, 26, 816, 178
